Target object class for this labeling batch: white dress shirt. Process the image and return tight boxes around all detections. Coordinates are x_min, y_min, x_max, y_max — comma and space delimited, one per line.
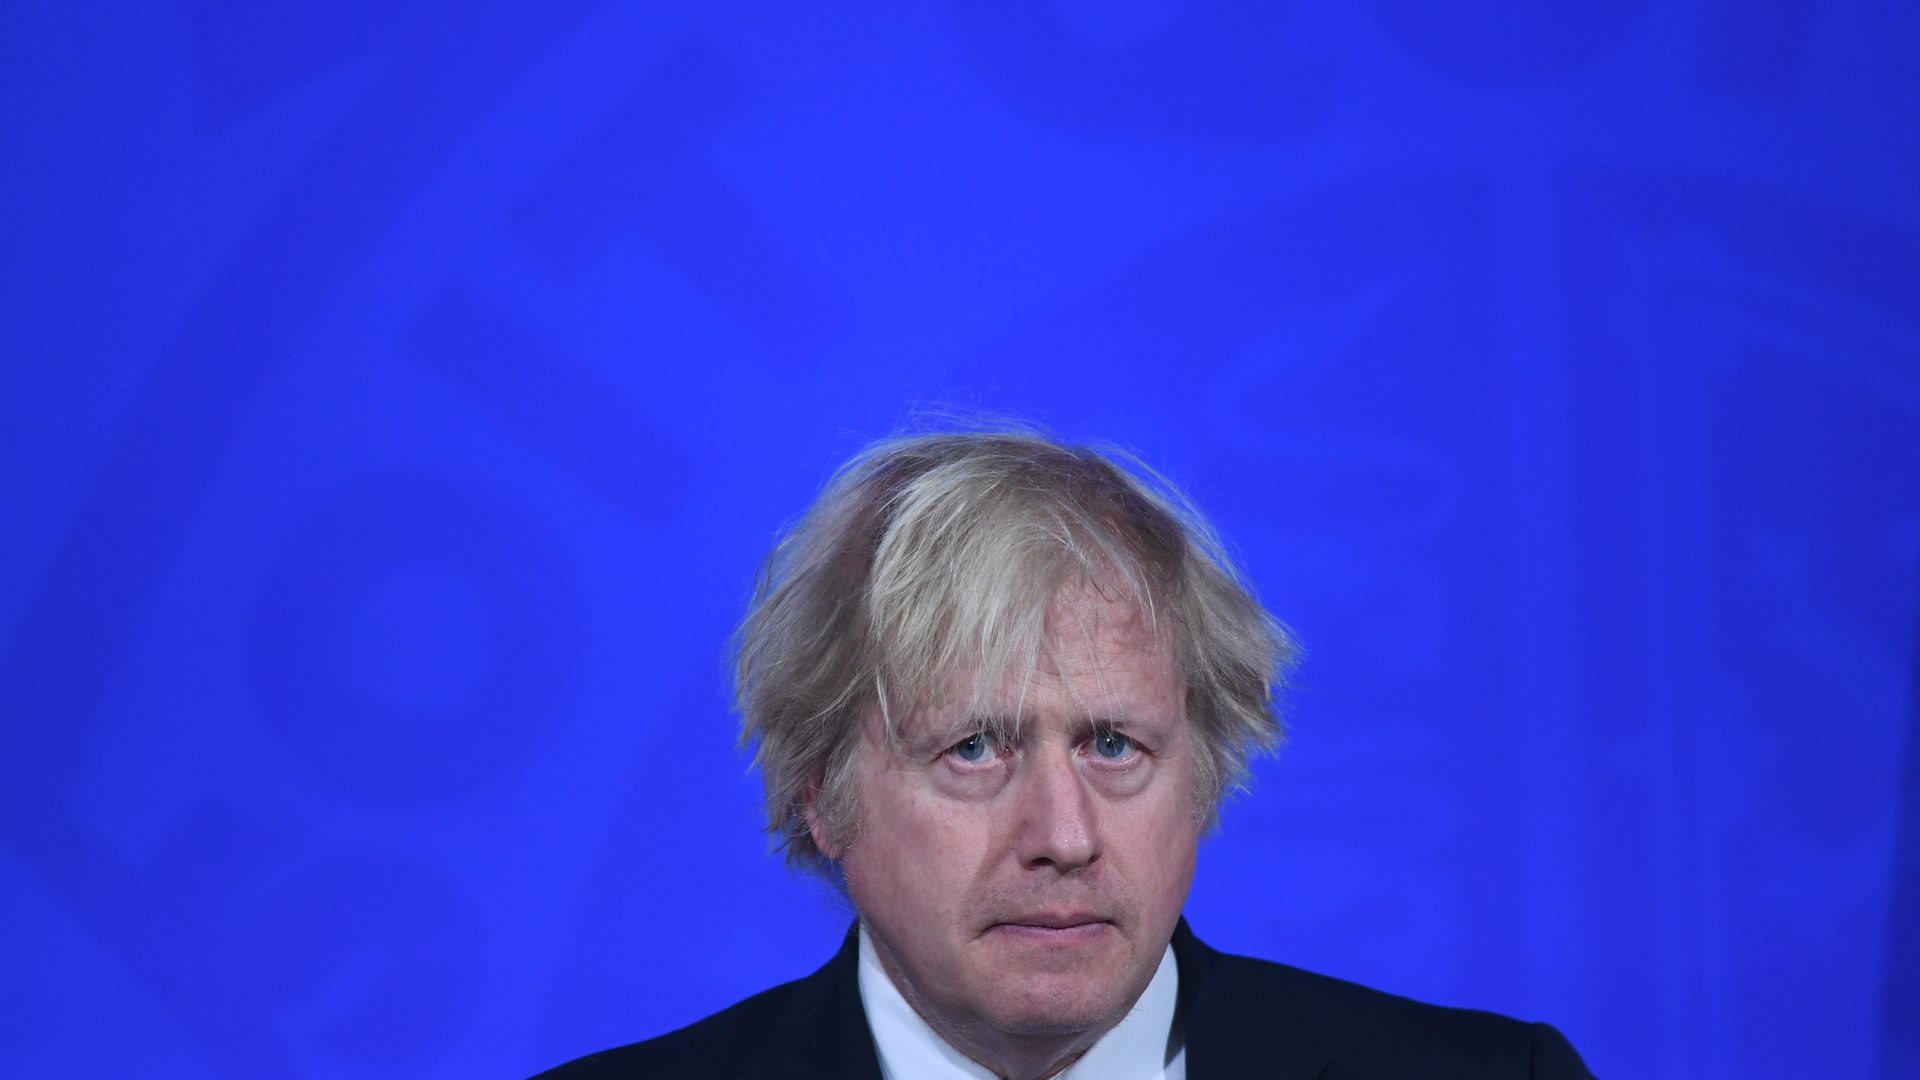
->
857, 922, 1186, 1080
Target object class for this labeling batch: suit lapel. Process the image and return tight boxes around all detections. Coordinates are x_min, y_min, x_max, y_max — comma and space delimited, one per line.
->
737, 924, 884, 1080
1174, 920, 1336, 1080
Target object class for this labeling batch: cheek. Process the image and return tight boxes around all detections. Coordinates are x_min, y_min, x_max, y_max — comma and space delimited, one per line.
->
847, 781, 989, 912
1141, 809, 1199, 877
1128, 775, 1202, 894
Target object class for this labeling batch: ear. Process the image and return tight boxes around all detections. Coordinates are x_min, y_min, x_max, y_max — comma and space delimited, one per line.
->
803, 781, 843, 861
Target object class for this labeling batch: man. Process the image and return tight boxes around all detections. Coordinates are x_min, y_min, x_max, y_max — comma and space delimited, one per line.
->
540, 427, 1594, 1079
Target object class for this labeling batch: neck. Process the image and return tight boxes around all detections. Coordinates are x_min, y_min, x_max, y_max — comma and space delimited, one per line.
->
905, 995, 1107, 1080
946, 1027, 1099, 1080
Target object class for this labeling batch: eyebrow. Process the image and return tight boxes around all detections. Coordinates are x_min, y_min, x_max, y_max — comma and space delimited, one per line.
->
932, 711, 1174, 744
901, 711, 1020, 752
1065, 713, 1175, 739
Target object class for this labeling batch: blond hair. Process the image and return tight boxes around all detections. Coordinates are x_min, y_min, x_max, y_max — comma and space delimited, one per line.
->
735, 424, 1297, 875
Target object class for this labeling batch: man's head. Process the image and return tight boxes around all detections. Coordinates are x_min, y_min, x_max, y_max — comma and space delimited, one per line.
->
733, 425, 1295, 1068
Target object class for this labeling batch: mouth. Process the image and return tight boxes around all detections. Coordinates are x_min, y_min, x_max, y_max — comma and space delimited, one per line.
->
988, 913, 1114, 940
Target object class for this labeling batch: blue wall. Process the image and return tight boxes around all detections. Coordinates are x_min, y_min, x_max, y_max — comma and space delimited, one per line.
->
4, 4, 1917, 1077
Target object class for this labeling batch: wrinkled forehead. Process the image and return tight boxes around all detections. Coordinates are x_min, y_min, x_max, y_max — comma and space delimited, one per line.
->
873, 580, 1183, 741
1032, 583, 1170, 671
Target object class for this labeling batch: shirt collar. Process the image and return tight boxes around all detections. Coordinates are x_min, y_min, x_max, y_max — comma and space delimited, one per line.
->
857, 921, 1184, 1080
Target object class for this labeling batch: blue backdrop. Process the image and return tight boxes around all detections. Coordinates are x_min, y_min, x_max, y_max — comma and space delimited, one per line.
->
4, 4, 1917, 1078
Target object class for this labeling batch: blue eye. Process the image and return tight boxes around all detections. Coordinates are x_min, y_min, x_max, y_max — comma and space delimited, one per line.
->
1091, 730, 1136, 761
950, 733, 996, 763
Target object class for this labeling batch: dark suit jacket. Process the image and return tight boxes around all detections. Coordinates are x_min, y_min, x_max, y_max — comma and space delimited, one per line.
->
537, 921, 1595, 1078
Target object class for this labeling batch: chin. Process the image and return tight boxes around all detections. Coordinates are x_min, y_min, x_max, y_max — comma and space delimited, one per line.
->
979, 975, 1129, 1038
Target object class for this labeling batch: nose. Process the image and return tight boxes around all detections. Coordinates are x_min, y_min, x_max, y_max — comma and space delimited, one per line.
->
1013, 747, 1101, 873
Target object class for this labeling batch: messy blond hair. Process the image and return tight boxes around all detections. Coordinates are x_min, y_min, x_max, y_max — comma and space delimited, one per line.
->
735, 423, 1297, 875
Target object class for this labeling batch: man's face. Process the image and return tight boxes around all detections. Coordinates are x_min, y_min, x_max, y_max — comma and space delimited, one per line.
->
824, 588, 1200, 1060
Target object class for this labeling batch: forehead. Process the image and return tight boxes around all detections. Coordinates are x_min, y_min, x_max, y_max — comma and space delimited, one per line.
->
899, 585, 1183, 730
1031, 585, 1169, 675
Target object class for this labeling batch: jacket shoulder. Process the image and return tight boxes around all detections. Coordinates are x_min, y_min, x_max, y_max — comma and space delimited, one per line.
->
532, 976, 808, 1078
1185, 942, 1592, 1078
531, 933, 880, 1080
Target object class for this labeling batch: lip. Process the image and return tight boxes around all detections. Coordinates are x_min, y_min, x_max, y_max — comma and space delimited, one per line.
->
989, 922, 1112, 946
988, 913, 1113, 939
